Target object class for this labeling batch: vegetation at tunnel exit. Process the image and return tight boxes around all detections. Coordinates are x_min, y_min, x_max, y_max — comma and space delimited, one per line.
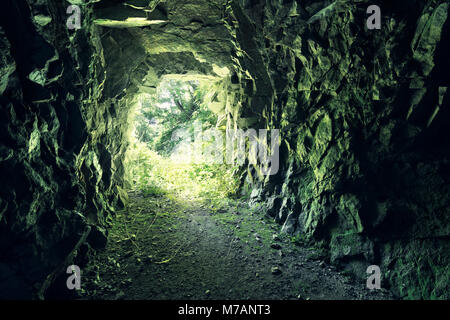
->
126, 80, 239, 201
134, 80, 217, 156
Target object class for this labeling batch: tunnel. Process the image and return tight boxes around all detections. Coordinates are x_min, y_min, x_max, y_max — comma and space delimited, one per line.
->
0, 0, 449, 301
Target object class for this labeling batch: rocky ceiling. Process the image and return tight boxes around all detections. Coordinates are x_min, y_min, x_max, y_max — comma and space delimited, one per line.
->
93, 0, 233, 101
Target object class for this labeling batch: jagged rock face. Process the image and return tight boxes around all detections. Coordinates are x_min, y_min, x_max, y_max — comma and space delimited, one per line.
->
95, 0, 233, 99
0, 0, 233, 299
0, 0, 448, 300
227, 0, 449, 299
0, 0, 125, 298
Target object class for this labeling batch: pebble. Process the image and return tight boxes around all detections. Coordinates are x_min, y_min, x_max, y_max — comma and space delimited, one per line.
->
271, 266, 282, 275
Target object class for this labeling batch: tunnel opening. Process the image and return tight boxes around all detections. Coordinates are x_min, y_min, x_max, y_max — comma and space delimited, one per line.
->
125, 77, 240, 201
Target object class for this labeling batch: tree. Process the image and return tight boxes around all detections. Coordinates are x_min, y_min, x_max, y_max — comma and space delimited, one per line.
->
134, 80, 217, 156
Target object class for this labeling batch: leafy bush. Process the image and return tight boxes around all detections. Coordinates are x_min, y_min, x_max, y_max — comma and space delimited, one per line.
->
125, 78, 240, 201
125, 139, 239, 201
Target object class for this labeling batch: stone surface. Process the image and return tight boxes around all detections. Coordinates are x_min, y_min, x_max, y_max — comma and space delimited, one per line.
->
0, 0, 448, 300
227, 0, 450, 300
0, 0, 126, 299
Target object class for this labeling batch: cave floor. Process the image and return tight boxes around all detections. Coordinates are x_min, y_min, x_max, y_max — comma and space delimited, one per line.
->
80, 191, 393, 300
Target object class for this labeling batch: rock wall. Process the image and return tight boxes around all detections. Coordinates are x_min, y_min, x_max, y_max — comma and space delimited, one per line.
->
0, 0, 128, 298
0, 0, 233, 299
226, 0, 449, 299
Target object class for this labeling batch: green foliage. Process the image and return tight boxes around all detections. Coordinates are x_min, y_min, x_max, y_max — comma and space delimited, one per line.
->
290, 233, 308, 246
127, 79, 240, 201
125, 138, 239, 201
134, 80, 217, 156
141, 185, 167, 197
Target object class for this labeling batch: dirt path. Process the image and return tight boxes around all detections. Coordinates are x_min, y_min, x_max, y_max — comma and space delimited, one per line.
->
81, 192, 393, 300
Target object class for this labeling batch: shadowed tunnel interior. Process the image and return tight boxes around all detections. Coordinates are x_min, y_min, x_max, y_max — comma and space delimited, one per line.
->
0, 0, 449, 300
